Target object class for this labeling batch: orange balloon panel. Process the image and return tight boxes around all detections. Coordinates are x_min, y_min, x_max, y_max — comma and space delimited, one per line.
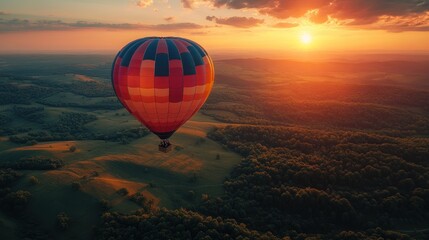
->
112, 37, 214, 139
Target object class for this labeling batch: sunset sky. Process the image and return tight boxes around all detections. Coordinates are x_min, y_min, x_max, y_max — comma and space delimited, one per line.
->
1, 0, 428, 57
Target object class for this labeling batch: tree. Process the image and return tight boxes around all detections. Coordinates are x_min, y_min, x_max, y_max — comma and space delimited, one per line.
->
69, 145, 77, 152
29, 176, 39, 185
56, 212, 70, 230
3, 190, 31, 210
71, 181, 81, 191
100, 199, 111, 211
116, 188, 129, 196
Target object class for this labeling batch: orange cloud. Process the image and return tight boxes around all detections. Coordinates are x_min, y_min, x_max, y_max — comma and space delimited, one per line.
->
0, 18, 204, 32
136, 0, 153, 8
272, 22, 298, 28
181, 0, 200, 9
206, 16, 264, 28
182, 0, 193, 8
357, 11, 429, 32
206, 0, 429, 31
164, 16, 175, 22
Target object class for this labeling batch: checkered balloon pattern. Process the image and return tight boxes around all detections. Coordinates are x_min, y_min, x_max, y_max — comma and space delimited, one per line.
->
112, 37, 214, 139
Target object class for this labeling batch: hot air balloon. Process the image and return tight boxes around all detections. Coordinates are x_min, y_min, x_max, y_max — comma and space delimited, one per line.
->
111, 37, 214, 152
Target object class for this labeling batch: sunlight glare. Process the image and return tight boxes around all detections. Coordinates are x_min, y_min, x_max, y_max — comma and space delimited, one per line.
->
300, 33, 312, 45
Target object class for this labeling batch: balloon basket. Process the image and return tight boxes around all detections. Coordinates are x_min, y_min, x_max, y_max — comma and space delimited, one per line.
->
159, 144, 172, 153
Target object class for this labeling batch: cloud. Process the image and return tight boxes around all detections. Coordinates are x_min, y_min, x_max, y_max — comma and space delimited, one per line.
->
190, 31, 209, 35
151, 22, 203, 30
206, 16, 264, 28
0, 18, 204, 32
272, 22, 298, 28
136, 0, 153, 8
181, 0, 208, 9
206, 0, 429, 31
182, 0, 195, 8
164, 16, 175, 22
357, 11, 429, 32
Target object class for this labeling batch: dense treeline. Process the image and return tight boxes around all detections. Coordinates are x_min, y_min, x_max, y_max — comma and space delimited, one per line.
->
7, 110, 149, 144
11, 105, 45, 123
208, 125, 429, 163
9, 126, 149, 144
0, 55, 112, 78
0, 156, 64, 170
11, 105, 44, 116
266, 101, 429, 135
49, 112, 97, 133
271, 82, 429, 112
0, 83, 54, 105
38, 98, 122, 110
97, 209, 278, 240
0, 113, 10, 125
68, 81, 115, 97
203, 126, 429, 237
9, 112, 97, 143
102, 127, 151, 143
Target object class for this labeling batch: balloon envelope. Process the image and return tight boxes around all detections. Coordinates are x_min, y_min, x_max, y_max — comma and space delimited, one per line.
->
111, 37, 214, 139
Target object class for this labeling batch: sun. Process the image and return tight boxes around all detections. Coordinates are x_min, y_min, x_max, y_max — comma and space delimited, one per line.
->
300, 33, 312, 44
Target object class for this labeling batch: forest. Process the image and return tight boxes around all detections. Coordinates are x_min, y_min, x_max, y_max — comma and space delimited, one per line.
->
204, 126, 429, 235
